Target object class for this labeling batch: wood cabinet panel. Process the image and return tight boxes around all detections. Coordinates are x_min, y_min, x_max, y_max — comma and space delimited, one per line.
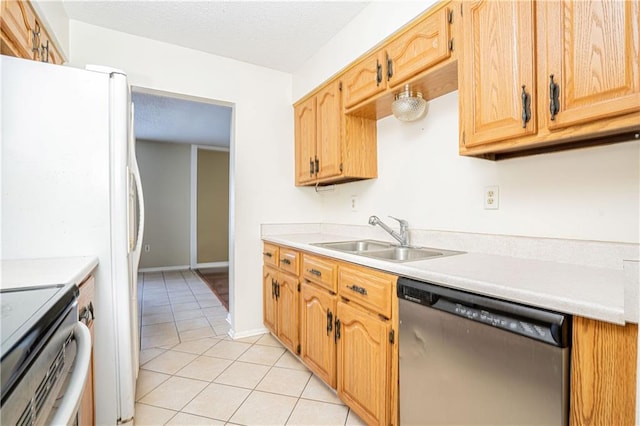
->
262, 266, 278, 334
459, 0, 537, 148
570, 316, 637, 426
386, 6, 451, 89
337, 300, 391, 426
338, 264, 394, 319
302, 253, 338, 293
343, 50, 387, 109
1, 0, 63, 64
294, 96, 316, 185
276, 272, 299, 353
315, 81, 342, 180
542, 0, 640, 130
300, 282, 337, 387
262, 243, 279, 268
278, 247, 300, 276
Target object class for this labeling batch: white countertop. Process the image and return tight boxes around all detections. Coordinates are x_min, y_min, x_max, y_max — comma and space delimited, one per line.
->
263, 233, 634, 325
1, 257, 99, 290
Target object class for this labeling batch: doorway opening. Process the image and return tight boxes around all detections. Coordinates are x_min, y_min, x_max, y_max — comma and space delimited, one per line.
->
131, 86, 234, 315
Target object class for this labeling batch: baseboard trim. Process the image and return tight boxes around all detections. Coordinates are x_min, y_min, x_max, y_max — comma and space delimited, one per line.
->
195, 261, 229, 269
229, 326, 269, 340
139, 265, 190, 273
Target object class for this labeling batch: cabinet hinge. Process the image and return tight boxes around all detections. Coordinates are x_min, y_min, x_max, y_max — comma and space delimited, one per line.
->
297, 283, 301, 292
339, 163, 343, 172
460, 3, 463, 17
448, 9, 453, 24
296, 344, 301, 354
339, 82, 343, 91
389, 329, 395, 344
462, 131, 466, 146
449, 38, 454, 52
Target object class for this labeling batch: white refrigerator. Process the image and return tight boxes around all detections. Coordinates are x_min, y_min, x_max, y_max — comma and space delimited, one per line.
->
1, 55, 145, 425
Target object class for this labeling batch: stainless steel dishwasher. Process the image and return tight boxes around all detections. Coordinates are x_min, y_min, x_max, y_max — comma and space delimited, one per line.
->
397, 277, 571, 426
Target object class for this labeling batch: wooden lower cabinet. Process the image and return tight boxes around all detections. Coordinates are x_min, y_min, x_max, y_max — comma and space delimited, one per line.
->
336, 300, 392, 426
570, 316, 638, 426
262, 265, 299, 354
299, 282, 337, 387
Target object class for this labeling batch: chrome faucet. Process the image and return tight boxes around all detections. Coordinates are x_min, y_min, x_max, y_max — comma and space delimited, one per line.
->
368, 215, 409, 247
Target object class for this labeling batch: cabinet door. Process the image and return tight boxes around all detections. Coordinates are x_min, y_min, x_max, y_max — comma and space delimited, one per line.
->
276, 272, 299, 354
316, 80, 342, 180
294, 96, 317, 185
263, 266, 278, 334
300, 283, 337, 388
542, 1, 640, 130
459, 0, 537, 148
386, 6, 451, 89
343, 50, 387, 109
337, 301, 391, 426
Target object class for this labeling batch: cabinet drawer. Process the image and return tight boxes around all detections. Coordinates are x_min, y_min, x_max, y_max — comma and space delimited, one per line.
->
278, 247, 300, 275
302, 254, 338, 293
338, 265, 395, 318
263, 243, 279, 268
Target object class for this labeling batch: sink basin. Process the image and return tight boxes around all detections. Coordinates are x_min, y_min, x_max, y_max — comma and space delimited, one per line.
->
362, 247, 445, 262
313, 240, 463, 263
313, 240, 394, 253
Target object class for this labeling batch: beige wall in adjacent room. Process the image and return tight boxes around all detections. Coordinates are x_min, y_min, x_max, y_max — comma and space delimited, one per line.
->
137, 140, 191, 268
197, 149, 229, 263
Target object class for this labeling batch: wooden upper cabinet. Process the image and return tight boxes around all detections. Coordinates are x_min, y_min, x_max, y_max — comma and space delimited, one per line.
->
541, 0, 640, 131
294, 96, 317, 185
1, 0, 63, 64
343, 50, 387, 109
459, 0, 537, 148
386, 6, 452, 89
315, 81, 343, 180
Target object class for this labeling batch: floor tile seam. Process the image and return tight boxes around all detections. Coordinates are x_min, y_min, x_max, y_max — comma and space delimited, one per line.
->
134, 371, 172, 402
139, 348, 168, 367
183, 380, 255, 424
135, 401, 178, 417
172, 351, 236, 383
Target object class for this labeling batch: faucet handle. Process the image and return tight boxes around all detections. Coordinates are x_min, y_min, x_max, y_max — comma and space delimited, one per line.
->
388, 216, 408, 228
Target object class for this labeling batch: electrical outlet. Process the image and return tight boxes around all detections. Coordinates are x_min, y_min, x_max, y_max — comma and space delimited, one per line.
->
350, 195, 358, 212
484, 186, 499, 210
144, 244, 151, 252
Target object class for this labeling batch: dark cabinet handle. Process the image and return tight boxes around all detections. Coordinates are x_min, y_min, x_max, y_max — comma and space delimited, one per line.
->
386, 53, 393, 81
521, 85, 531, 128
327, 310, 333, 335
271, 278, 277, 298
309, 157, 314, 177
376, 60, 382, 86
314, 156, 319, 175
549, 74, 560, 120
275, 281, 280, 299
307, 269, 322, 277
335, 318, 341, 343
347, 284, 368, 296
263, 252, 273, 258
280, 258, 291, 265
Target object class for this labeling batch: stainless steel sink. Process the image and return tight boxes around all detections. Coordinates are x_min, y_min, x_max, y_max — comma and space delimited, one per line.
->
312, 240, 462, 263
313, 240, 393, 253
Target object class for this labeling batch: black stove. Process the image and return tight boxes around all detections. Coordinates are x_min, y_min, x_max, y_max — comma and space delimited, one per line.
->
0, 283, 79, 407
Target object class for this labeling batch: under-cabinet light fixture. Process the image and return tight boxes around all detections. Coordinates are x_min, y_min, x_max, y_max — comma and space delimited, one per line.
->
391, 84, 427, 122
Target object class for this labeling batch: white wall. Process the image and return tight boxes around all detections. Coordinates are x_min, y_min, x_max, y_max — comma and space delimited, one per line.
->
68, 20, 322, 424
293, 2, 640, 245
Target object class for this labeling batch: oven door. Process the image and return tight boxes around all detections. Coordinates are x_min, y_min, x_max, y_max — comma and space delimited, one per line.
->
1, 308, 91, 426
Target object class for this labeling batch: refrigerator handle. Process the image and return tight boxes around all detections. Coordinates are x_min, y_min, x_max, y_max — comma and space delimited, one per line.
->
130, 105, 145, 270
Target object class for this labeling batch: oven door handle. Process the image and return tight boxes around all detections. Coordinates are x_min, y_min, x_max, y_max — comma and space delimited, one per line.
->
49, 321, 92, 426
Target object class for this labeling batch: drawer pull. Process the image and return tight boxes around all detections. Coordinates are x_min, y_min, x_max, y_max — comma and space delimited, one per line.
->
347, 284, 368, 296
307, 269, 322, 277
263, 252, 273, 258
280, 258, 292, 265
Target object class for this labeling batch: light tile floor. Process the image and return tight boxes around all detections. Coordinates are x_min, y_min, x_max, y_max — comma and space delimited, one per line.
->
135, 270, 366, 426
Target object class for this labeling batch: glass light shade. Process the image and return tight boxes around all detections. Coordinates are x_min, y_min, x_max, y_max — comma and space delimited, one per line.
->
391, 85, 427, 122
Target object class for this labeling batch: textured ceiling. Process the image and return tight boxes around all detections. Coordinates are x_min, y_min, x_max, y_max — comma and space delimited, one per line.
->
64, 1, 370, 146
132, 92, 232, 147
62, 1, 370, 73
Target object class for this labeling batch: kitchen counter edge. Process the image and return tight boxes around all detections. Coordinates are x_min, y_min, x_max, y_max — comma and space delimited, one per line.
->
1, 257, 99, 290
